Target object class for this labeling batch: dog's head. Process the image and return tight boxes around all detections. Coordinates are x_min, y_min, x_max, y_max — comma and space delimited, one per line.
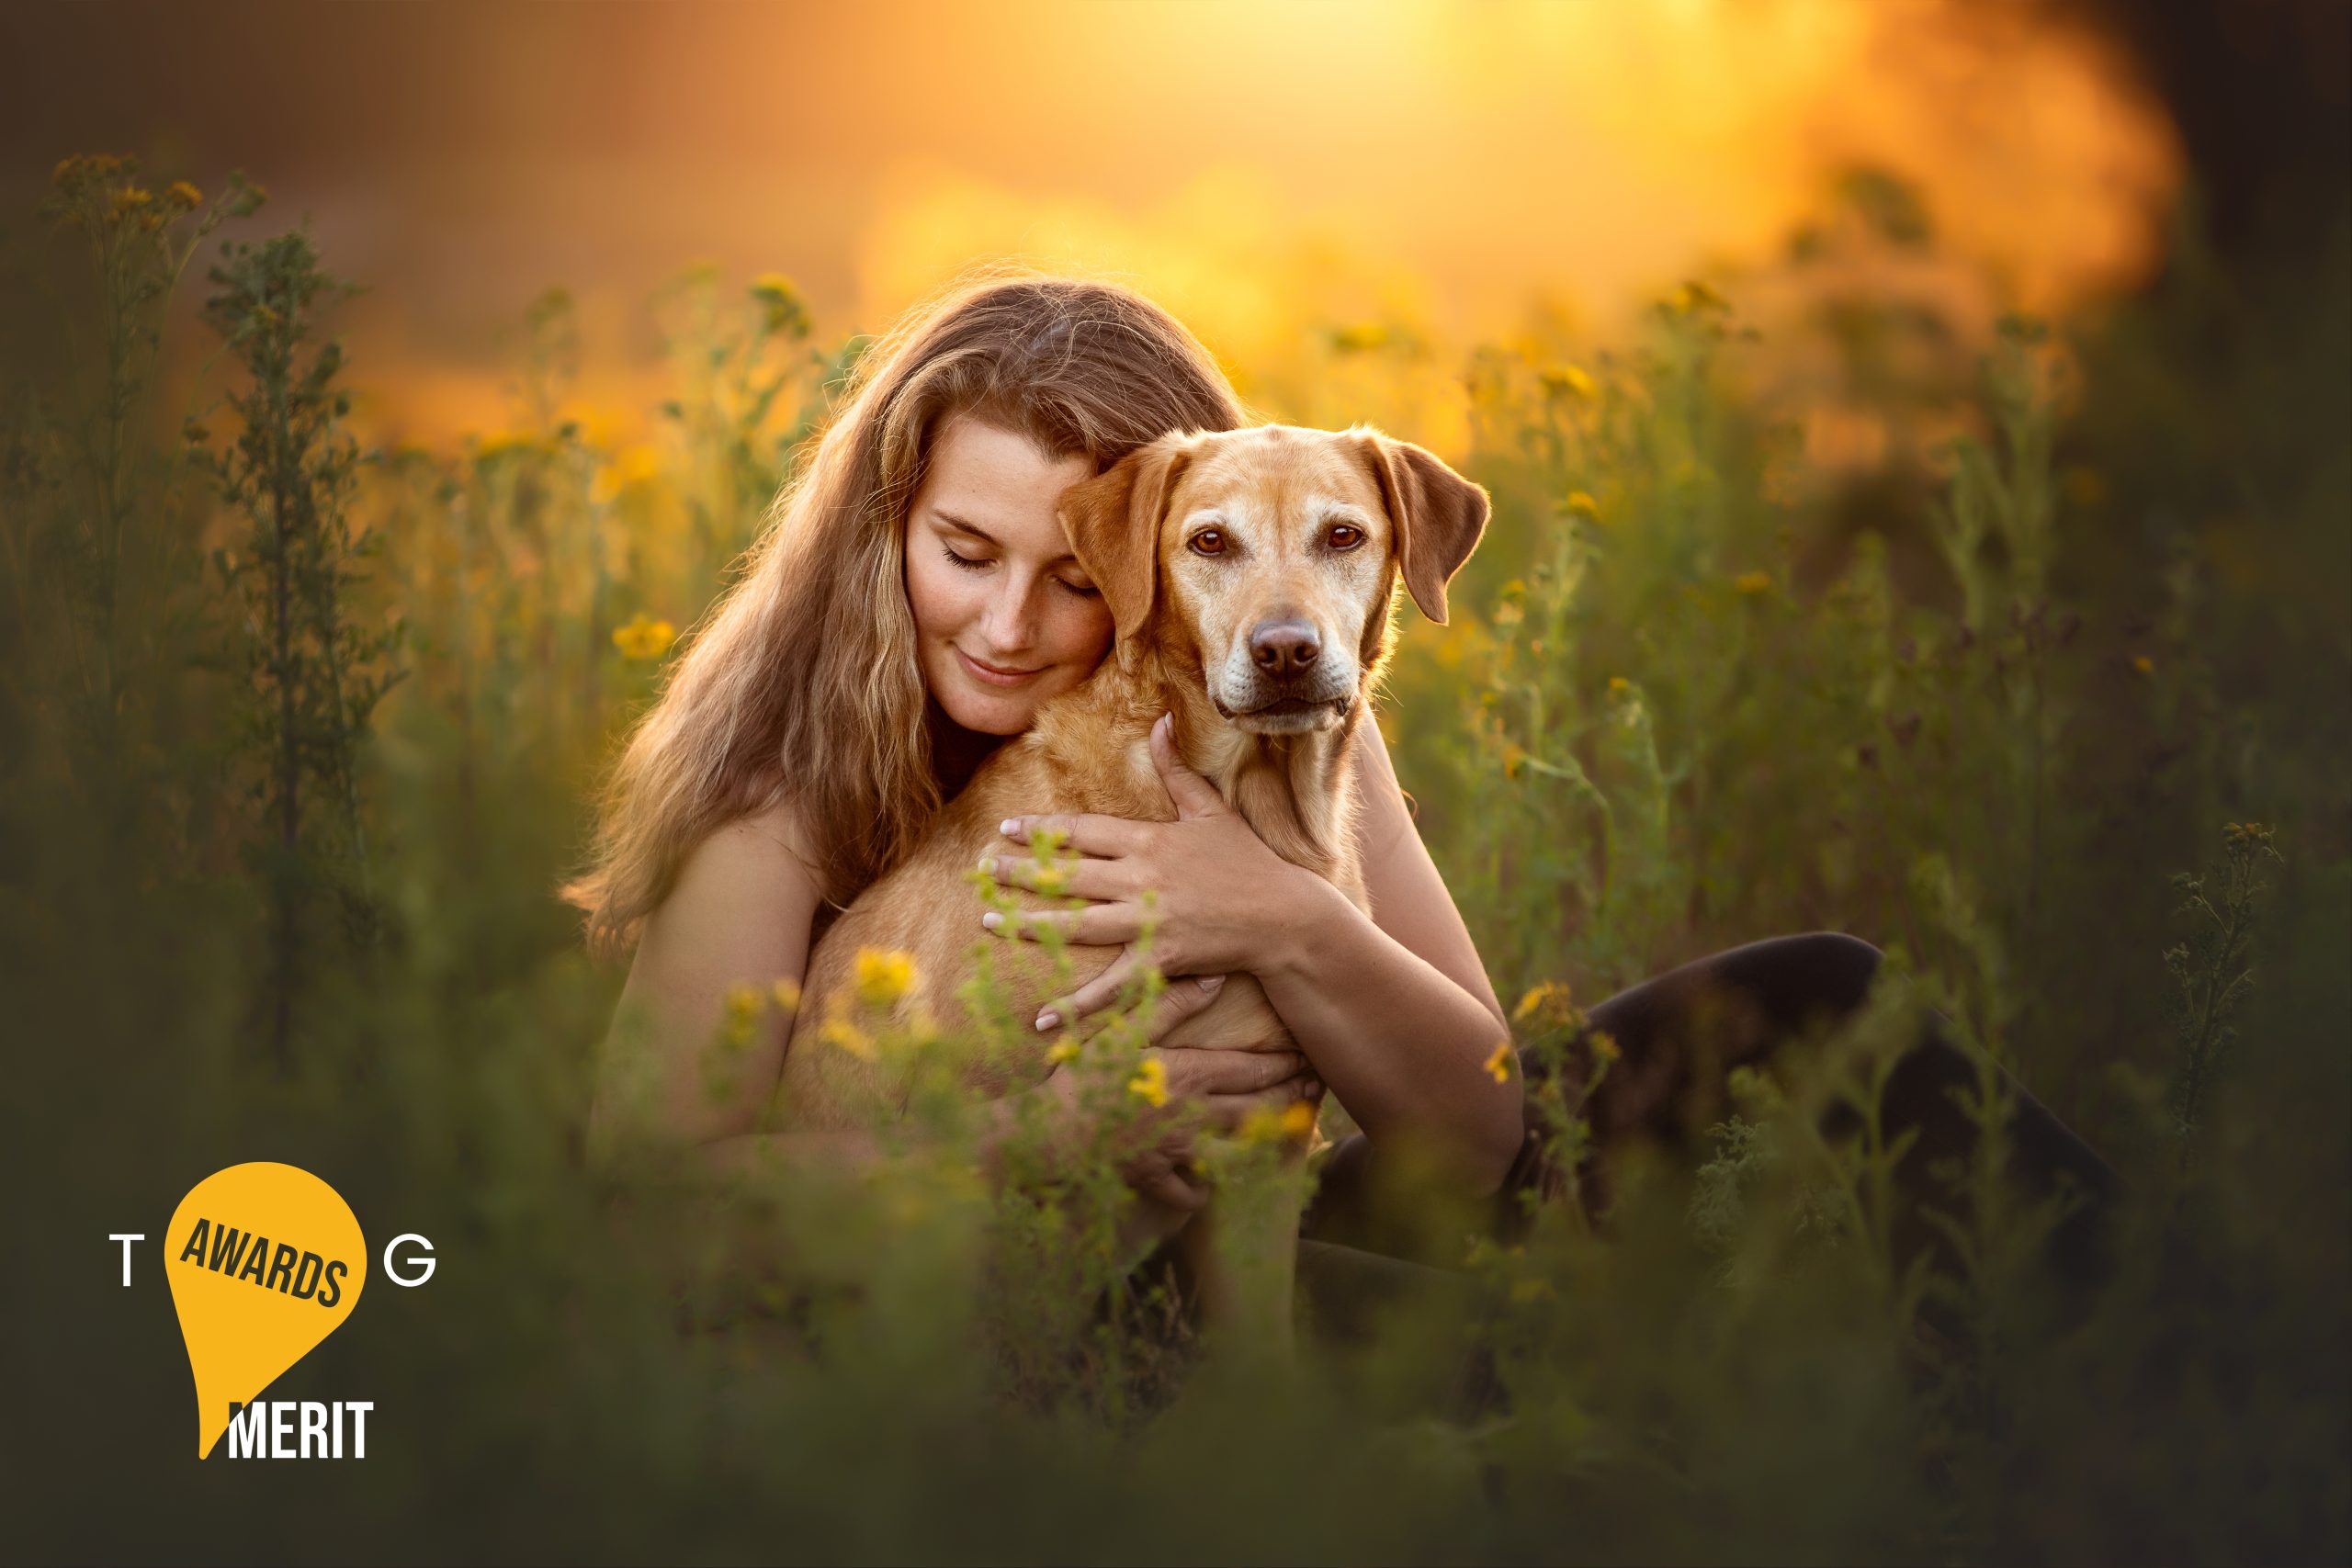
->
1057, 423, 1488, 734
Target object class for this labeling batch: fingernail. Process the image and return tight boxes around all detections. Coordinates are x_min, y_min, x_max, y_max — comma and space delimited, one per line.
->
1000, 818, 1022, 838
978, 854, 997, 874
1199, 975, 1225, 994
1035, 1010, 1059, 1032
982, 911, 1003, 931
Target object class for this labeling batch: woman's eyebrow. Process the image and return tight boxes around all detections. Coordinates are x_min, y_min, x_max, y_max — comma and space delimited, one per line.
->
931, 509, 1078, 565
931, 509, 1001, 546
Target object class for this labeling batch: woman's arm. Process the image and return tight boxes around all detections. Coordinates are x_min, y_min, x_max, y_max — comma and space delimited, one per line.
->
1254, 717, 1520, 1188
992, 715, 1524, 1194
592, 802, 1309, 1204
589, 802, 880, 1171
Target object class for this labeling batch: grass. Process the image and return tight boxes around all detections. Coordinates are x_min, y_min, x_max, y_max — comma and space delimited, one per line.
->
4, 153, 2346, 1564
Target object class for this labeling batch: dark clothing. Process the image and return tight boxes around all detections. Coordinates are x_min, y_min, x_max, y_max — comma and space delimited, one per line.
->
1295, 931, 2119, 1336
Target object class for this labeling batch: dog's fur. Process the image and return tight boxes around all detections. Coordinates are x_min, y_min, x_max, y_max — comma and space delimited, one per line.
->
770, 423, 1487, 1320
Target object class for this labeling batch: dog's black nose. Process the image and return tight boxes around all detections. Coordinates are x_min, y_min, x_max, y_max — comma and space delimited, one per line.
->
1249, 618, 1321, 677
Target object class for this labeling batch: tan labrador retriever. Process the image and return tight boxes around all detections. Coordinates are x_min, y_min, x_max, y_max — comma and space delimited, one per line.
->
772, 422, 1487, 1331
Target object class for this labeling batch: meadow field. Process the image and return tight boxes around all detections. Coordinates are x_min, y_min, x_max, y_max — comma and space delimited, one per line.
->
5, 152, 2346, 1563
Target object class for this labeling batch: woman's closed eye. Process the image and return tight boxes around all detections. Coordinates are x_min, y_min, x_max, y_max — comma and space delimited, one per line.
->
940, 543, 1096, 598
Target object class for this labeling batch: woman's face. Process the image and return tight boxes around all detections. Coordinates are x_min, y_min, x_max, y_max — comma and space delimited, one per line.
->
904, 412, 1114, 735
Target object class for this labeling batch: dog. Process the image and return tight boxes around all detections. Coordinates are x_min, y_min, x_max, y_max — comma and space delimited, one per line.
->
770, 422, 1488, 1335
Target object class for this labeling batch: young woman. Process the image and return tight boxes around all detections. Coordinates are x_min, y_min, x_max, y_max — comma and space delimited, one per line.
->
569, 269, 2114, 1292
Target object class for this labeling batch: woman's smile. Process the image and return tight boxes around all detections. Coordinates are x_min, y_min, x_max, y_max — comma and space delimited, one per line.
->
954, 645, 1048, 686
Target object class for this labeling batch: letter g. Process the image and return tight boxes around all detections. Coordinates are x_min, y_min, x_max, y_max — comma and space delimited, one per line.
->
384, 1233, 436, 1287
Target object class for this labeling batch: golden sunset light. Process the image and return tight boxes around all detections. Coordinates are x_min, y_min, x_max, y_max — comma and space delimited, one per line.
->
8, 0, 2180, 448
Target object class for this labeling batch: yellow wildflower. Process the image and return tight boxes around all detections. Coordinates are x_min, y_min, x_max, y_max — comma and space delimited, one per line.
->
1483, 1041, 1513, 1084
596, 443, 663, 501
771, 977, 802, 1015
1501, 741, 1528, 780
714, 982, 764, 1052
1537, 364, 1597, 401
1735, 570, 1773, 596
1607, 675, 1631, 694
853, 946, 918, 1010
1046, 1036, 1080, 1066
1238, 1104, 1286, 1144
1329, 322, 1389, 354
1561, 491, 1601, 524
1127, 1057, 1170, 1108
620, 442, 668, 484
53, 153, 125, 186
2132, 654, 2154, 675
1589, 1029, 1623, 1065
1238, 1097, 1318, 1145
166, 180, 202, 209
1510, 1277, 1556, 1304
818, 1015, 874, 1061
111, 186, 153, 217
612, 613, 677, 661
1513, 980, 1573, 1026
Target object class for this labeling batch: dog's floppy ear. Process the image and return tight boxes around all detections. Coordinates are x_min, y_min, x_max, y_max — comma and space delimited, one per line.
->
1057, 433, 1201, 645
1351, 428, 1489, 626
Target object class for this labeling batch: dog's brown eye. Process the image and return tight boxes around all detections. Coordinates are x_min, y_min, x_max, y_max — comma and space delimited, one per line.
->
1326, 524, 1364, 551
1189, 528, 1227, 557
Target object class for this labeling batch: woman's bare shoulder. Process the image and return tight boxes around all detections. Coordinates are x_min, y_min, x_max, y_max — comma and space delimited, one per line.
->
711, 797, 824, 872
640, 798, 827, 967
603, 798, 826, 1149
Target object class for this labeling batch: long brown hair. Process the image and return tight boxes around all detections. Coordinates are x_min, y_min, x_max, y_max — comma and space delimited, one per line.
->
563, 265, 1252, 955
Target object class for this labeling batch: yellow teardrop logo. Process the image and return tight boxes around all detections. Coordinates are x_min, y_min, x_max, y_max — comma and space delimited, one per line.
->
163, 1163, 367, 1458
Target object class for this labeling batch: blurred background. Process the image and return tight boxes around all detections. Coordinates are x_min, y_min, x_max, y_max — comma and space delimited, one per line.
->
3, 0, 2204, 440
2, 2, 2345, 1562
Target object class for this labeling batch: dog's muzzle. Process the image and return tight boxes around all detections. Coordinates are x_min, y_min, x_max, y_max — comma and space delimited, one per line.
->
1214, 690, 1353, 732
1208, 617, 1359, 732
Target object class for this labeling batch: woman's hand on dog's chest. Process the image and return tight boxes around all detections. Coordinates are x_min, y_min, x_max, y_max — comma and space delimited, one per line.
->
980, 714, 1320, 1020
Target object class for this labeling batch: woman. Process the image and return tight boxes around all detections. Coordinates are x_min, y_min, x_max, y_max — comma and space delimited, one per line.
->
569, 268, 2112, 1300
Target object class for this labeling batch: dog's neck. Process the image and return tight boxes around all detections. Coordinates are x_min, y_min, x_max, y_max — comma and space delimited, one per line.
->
1128, 644, 1366, 883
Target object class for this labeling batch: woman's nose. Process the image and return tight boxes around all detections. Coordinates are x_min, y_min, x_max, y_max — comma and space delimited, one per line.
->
978, 579, 1040, 652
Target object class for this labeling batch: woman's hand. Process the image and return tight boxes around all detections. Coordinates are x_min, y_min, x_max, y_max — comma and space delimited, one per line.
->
984, 713, 1317, 1034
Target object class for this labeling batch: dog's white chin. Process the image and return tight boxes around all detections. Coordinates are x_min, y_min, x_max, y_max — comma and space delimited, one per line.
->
1226, 700, 1351, 735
